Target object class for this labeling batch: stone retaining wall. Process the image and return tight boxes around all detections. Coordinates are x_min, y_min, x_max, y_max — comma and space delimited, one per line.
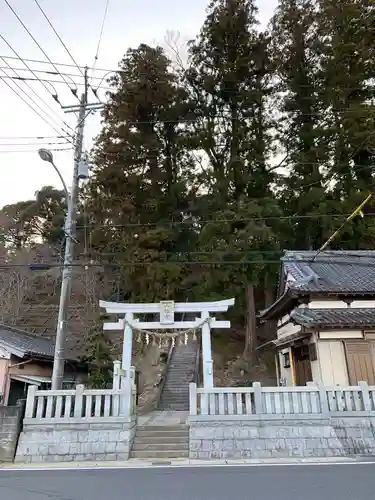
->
189, 416, 375, 459
15, 417, 136, 463
0, 403, 24, 462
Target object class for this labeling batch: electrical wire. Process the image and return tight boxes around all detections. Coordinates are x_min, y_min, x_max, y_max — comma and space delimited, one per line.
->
75, 211, 375, 230
32, 0, 84, 77
4, 257, 375, 270
0, 141, 70, 146
3, 0, 79, 97
0, 74, 112, 92
0, 148, 73, 153
0, 69, 75, 141
0, 66, 107, 80
0, 135, 67, 140
0, 53, 75, 137
90, 0, 110, 83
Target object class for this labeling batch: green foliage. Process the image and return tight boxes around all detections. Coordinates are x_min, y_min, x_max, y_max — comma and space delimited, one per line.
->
81, 325, 113, 389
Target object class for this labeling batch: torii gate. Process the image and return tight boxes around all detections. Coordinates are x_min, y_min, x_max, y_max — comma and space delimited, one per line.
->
99, 298, 235, 389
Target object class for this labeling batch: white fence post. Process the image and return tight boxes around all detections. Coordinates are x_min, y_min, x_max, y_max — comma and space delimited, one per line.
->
318, 384, 329, 414
25, 385, 37, 418
189, 383, 197, 415
74, 384, 85, 418
359, 381, 371, 411
252, 382, 262, 414
113, 360, 121, 390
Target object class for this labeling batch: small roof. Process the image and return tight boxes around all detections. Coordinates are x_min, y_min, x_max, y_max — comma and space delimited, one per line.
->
0, 324, 77, 361
291, 308, 375, 329
259, 250, 375, 321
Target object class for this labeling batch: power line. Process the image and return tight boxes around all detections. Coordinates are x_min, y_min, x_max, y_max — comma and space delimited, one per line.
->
3, 0, 79, 97
90, 0, 110, 82
0, 148, 72, 153
0, 74, 112, 92
0, 141, 70, 146
0, 135, 67, 140
32, 0, 84, 77
0, 65, 110, 81
0, 53, 75, 136
75, 211, 375, 230
3, 257, 375, 270
0, 69, 75, 141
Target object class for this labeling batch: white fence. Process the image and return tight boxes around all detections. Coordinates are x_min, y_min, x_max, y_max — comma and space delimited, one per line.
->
189, 381, 375, 417
24, 383, 137, 423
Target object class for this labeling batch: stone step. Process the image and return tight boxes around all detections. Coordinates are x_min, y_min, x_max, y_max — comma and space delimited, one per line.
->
136, 425, 188, 432
130, 449, 189, 459
135, 430, 188, 438
134, 433, 188, 443
132, 442, 189, 451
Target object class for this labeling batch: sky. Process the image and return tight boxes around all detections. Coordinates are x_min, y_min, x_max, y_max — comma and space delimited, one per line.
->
0, 0, 278, 207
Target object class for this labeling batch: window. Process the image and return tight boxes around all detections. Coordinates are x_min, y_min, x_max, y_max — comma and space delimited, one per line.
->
283, 352, 291, 368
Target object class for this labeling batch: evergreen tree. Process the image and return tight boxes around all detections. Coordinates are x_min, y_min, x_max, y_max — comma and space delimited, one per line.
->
270, 0, 331, 250
316, 0, 375, 249
185, 0, 282, 354
88, 44, 195, 302
81, 323, 113, 389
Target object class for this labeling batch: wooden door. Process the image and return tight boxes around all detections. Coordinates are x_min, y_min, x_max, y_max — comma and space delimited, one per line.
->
293, 345, 313, 386
345, 342, 375, 385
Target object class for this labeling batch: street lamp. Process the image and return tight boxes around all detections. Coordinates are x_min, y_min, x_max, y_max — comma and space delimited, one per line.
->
38, 149, 69, 201
37, 148, 81, 390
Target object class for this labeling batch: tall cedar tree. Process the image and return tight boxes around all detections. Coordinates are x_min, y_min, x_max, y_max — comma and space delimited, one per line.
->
186, 0, 281, 354
270, 0, 332, 250
316, 0, 375, 249
88, 44, 195, 303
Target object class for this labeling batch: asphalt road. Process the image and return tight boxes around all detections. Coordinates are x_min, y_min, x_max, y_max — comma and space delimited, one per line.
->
1, 463, 375, 500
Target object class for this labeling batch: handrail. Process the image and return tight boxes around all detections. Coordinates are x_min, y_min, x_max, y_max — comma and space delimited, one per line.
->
194, 335, 201, 386
153, 339, 175, 411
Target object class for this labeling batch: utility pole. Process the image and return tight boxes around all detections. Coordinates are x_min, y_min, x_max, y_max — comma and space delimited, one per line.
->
51, 69, 89, 390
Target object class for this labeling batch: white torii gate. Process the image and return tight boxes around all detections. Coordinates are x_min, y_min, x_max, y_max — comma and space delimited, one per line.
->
99, 298, 235, 389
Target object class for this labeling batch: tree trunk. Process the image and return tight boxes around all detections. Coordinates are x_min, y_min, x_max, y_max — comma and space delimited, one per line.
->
263, 274, 276, 342
243, 282, 257, 360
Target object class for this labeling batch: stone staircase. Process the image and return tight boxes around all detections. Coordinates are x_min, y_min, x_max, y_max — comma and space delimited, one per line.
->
130, 424, 189, 459
158, 340, 199, 411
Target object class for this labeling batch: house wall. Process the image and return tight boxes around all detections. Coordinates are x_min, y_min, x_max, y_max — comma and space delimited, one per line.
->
8, 359, 52, 378
278, 348, 293, 385
0, 359, 9, 404
317, 341, 349, 386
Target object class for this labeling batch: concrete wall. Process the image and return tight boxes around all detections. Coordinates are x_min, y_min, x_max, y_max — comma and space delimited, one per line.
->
15, 418, 136, 464
189, 416, 375, 459
0, 403, 23, 462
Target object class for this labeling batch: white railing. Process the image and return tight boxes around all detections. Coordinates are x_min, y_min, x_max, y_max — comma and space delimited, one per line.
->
189, 381, 375, 417
24, 383, 137, 423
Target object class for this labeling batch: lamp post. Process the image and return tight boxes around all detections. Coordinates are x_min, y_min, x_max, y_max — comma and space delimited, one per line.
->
38, 149, 69, 201
37, 146, 80, 390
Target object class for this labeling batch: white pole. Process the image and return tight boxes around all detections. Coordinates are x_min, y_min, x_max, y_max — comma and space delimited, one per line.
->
201, 310, 214, 388
122, 312, 134, 381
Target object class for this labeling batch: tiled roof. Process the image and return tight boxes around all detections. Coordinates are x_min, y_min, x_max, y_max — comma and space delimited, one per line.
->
291, 308, 375, 329
0, 324, 77, 361
283, 250, 375, 294
258, 250, 375, 321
